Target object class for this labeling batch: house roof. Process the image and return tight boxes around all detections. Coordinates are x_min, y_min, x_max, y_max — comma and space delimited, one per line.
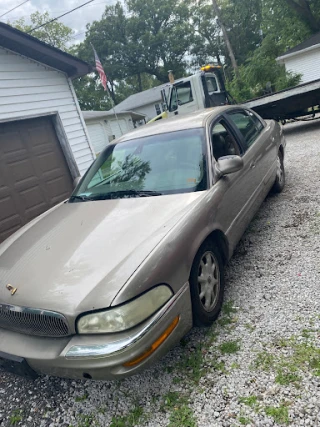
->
277, 31, 320, 60
0, 22, 92, 78
82, 110, 146, 121
111, 83, 170, 113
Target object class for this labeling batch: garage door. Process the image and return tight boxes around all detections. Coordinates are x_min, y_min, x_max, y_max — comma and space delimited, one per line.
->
0, 116, 74, 243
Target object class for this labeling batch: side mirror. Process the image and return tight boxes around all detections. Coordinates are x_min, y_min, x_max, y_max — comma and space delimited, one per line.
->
215, 155, 243, 177
73, 176, 81, 188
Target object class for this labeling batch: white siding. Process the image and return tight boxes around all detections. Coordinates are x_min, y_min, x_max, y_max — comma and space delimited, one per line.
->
133, 102, 161, 121
85, 115, 135, 155
86, 122, 109, 155
109, 118, 128, 139
0, 47, 95, 175
283, 48, 320, 83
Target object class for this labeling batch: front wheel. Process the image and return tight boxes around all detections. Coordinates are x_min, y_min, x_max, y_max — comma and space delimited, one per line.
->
271, 151, 285, 193
189, 241, 225, 326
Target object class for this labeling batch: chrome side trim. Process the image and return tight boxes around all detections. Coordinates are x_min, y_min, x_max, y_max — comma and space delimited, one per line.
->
65, 281, 189, 359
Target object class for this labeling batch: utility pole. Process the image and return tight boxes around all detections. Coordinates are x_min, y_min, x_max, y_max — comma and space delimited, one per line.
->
211, 0, 239, 77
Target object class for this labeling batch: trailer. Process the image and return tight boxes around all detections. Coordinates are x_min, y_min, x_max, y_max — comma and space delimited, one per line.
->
244, 78, 320, 122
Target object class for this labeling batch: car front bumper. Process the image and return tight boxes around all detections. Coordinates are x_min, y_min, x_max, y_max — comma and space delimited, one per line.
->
0, 282, 192, 380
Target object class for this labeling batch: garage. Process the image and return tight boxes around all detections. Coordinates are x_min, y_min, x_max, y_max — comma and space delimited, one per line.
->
0, 116, 74, 243
0, 22, 95, 244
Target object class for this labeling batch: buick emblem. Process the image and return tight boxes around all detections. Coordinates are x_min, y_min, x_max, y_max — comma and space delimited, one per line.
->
6, 284, 17, 295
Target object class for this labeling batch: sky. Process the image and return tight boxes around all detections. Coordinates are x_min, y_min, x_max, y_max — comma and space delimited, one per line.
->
0, 0, 116, 42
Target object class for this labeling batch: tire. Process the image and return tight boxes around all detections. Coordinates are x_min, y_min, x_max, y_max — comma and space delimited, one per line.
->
271, 150, 285, 193
189, 240, 225, 326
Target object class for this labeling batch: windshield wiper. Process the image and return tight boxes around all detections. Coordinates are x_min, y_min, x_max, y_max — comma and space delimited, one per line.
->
70, 190, 163, 202
69, 194, 95, 202
91, 190, 163, 200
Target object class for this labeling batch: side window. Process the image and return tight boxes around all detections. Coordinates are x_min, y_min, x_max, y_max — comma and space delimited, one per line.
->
205, 76, 219, 93
170, 82, 193, 111
228, 111, 263, 149
211, 120, 241, 160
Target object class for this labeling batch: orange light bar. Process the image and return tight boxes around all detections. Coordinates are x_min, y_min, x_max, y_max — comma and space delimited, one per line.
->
123, 316, 180, 367
201, 64, 222, 72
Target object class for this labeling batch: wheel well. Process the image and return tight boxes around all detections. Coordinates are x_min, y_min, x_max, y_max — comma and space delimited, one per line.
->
203, 230, 229, 266
279, 144, 284, 158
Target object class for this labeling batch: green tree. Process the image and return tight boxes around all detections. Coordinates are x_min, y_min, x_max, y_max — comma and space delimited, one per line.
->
283, 0, 320, 33
78, 0, 194, 88
261, 0, 312, 53
217, 0, 263, 67
12, 11, 74, 50
72, 75, 113, 111
226, 35, 302, 102
190, 0, 223, 67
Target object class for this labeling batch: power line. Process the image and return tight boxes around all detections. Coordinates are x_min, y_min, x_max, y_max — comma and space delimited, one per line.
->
0, 0, 29, 19
28, 0, 96, 33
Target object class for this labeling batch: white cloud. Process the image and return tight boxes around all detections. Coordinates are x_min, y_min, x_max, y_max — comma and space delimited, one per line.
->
0, 0, 116, 41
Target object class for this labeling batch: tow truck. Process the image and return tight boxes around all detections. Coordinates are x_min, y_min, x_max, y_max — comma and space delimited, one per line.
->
149, 65, 320, 123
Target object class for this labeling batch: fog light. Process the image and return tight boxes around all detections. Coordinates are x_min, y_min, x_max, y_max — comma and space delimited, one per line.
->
123, 316, 179, 367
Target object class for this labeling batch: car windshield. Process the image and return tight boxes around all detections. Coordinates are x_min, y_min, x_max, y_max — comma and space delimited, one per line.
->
71, 128, 207, 201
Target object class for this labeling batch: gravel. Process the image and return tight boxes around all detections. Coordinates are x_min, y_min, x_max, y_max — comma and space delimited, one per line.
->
1, 119, 320, 427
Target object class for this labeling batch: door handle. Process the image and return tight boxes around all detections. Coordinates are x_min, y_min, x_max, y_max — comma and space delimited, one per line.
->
250, 161, 256, 169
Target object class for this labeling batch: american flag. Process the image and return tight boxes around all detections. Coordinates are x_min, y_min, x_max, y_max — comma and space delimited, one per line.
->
91, 44, 108, 91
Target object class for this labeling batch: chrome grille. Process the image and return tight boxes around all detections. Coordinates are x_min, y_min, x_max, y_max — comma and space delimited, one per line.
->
0, 304, 70, 337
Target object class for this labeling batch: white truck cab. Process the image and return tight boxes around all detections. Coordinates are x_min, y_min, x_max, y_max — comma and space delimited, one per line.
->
162, 66, 230, 119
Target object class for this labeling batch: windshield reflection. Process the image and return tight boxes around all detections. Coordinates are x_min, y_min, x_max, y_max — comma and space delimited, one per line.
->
71, 128, 207, 201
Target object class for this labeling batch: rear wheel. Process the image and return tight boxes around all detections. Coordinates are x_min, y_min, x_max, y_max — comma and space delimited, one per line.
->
189, 241, 225, 326
272, 150, 285, 193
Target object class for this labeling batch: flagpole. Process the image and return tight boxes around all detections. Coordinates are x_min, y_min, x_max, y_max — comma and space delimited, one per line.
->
90, 42, 123, 138
106, 86, 123, 137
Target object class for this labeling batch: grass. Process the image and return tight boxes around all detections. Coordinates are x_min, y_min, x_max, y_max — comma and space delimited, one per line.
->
230, 362, 240, 369
75, 393, 88, 402
239, 396, 290, 424
253, 351, 275, 370
177, 344, 204, 383
244, 323, 256, 332
275, 368, 301, 386
9, 410, 23, 426
168, 405, 197, 427
219, 340, 240, 354
222, 300, 238, 316
238, 395, 259, 408
238, 415, 252, 425
209, 359, 226, 373
109, 406, 144, 427
77, 414, 97, 427
162, 392, 197, 427
161, 391, 181, 411
254, 337, 320, 392
265, 404, 289, 425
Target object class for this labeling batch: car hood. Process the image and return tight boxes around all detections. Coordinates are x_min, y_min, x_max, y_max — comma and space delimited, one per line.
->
0, 193, 204, 317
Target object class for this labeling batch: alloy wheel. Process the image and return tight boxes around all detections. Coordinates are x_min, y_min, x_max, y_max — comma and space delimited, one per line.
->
197, 251, 220, 312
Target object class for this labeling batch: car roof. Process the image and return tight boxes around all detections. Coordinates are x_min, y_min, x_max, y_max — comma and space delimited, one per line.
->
114, 105, 241, 144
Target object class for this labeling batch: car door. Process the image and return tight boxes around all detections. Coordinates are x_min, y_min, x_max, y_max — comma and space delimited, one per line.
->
169, 80, 200, 116
207, 116, 256, 251
245, 109, 278, 187
226, 108, 277, 204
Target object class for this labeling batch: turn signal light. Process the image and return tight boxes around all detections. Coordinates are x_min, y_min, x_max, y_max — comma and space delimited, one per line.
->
123, 316, 180, 367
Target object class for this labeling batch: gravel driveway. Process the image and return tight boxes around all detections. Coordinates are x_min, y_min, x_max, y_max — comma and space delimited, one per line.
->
1, 119, 320, 427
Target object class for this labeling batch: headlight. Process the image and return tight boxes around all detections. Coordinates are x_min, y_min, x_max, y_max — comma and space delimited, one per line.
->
77, 285, 173, 334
